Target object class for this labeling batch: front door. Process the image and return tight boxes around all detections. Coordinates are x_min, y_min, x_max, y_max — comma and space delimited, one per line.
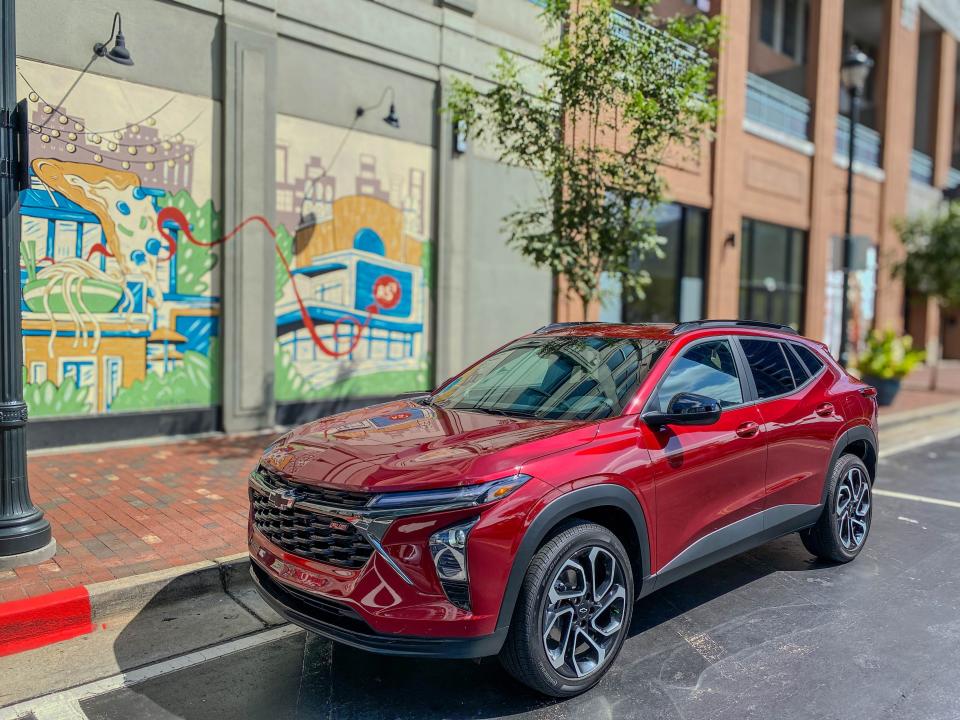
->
639, 337, 767, 578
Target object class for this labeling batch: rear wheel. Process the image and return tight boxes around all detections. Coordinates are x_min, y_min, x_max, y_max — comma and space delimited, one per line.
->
800, 454, 872, 563
499, 521, 634, 697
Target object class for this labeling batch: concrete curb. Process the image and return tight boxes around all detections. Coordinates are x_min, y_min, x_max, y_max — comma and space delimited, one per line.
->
878, 399, 960, 430
0, 553, 251, 657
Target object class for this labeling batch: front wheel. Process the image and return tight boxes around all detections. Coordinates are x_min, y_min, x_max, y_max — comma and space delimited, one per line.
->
800, 454, 872, 563
499, 521, 634, 697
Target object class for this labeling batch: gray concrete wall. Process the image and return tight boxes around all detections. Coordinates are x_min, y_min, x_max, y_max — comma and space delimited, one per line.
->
14, 0, 553, 438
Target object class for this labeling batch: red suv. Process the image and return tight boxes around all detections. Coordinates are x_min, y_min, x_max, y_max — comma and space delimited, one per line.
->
249, 320, 878, 696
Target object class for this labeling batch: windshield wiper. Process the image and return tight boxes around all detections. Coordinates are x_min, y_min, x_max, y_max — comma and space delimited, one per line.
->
460, 406, 538, 419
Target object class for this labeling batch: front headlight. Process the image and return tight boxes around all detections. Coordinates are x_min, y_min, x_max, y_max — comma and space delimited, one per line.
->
368, 473, 531, 511
429, 517, 478, 610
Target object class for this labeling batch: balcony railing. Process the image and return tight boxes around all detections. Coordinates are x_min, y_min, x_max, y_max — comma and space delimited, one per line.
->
610, 9, 706, 74
947, 167, 960, 190
835, 115, 882, 169
909, 150, 934, 185
745, 73, 810, 142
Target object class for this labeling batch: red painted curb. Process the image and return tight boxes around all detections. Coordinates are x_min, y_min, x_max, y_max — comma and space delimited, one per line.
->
0, 586, 94, 657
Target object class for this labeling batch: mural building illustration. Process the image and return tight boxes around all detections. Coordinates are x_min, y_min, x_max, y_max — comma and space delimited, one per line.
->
15, 60, 432, 419
273, 114, 432, 403
16, 59, 221, 418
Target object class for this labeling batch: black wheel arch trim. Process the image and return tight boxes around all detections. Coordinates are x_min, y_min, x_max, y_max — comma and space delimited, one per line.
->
821, 424, 878, 506
494, 483, 651, 634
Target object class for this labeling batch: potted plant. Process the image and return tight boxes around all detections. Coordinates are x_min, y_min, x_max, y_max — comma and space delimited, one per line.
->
854, 330, 925, 406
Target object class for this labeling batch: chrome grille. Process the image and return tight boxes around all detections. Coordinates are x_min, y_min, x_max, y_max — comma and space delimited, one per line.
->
250, 490, 374, 569
258, 466, 372, 510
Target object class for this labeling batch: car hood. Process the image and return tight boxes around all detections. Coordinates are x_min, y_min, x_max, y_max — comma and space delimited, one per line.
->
260, 400, 598, 493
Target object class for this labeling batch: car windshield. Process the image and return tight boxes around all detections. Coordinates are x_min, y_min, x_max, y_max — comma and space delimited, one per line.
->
429, 335, 669, 421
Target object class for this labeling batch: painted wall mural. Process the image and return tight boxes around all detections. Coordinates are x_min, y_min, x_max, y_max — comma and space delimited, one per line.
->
16, 59, 221, 418
274, 115, 433, 402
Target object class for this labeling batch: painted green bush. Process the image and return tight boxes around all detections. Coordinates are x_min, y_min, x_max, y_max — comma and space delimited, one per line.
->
110, 339, 221, 411
23, 368, 92, 418
158, 190, 221, 296
274, 345, 427, 402
275, 224, 294, 302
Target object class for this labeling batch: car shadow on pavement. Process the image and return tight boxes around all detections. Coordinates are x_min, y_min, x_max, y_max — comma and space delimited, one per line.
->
104, 537, 830, 720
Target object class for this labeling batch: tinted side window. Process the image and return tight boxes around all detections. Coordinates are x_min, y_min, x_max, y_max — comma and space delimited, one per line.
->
740, 339, 795, 398
784, 344, 810, 385
655, 340, 743, 411
793, 343, 825, 376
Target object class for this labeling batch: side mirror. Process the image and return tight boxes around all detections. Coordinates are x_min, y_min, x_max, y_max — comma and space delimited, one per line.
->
641, 392, 721, 428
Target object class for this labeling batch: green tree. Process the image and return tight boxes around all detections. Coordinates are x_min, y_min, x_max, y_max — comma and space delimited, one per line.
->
445, 0, 720, 316
896, 202, 960, 389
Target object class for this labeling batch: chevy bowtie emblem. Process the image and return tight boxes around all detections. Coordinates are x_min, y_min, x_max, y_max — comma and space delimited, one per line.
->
267, 488, 299, 510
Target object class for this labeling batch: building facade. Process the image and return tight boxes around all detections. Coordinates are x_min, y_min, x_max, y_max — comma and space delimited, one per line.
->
13, 0, 959, 448
14, 0, 561, 448
586, 0, 960, 370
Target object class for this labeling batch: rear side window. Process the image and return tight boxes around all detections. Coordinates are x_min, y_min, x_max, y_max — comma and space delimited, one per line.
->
784, 344, 810, 385
740, 339, 795, 399
654, 339, 744, 411
792, 343, 825, 376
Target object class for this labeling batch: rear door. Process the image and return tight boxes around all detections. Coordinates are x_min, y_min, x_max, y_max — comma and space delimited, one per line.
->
640, 337, 766, 576
735, 337, 839, 512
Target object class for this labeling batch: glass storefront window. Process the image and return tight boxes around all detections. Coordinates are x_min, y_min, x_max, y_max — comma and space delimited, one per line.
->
739, 218, 807, 331
618, 203, 708, 324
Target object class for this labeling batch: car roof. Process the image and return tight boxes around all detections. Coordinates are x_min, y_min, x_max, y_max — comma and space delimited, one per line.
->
529, 322, 678, 341
529, 320, 810, 342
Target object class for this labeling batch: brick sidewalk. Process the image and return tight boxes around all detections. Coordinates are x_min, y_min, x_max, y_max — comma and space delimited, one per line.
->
0, 432, 275, 603
3, 366, 960, 604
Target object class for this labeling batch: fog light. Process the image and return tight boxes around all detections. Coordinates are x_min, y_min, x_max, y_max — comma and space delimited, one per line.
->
430, 518, 478, 610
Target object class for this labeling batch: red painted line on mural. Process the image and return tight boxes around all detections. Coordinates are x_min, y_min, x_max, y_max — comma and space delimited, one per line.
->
0, 586, 94, 658
157, 206, 378, 358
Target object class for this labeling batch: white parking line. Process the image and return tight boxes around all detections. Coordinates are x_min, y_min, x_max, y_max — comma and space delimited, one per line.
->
874, 489, 960, 510
0, 625, 303, 720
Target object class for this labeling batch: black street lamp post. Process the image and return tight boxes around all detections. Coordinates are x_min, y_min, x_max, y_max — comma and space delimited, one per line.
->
0, 0, 55, 566
838, 45, 874, 368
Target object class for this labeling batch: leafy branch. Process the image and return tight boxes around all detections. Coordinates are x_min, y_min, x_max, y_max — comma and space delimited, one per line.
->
445, 0, 720, 316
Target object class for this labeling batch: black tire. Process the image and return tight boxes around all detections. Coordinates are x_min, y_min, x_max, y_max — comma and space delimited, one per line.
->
499, 520, 634, 697
800, 454, 873, 563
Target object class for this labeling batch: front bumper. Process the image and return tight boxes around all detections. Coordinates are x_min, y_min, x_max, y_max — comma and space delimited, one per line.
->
251, 561, 506, 659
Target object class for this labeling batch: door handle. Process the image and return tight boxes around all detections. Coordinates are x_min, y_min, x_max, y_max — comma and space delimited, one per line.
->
735, 421, 760, 438
815, 402, 835, 417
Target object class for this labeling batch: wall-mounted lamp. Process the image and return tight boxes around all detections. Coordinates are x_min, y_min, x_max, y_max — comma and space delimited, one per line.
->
356, 87, 399, 129
724, 232, 736, 248
94, 12, 134, 66
453, 119, 468, 155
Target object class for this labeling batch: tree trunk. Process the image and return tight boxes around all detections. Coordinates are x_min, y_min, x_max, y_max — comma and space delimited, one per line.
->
928, 308, 945, 391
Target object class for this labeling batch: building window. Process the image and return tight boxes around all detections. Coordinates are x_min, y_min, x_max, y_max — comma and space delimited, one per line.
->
619, 203, 708, 325
29, 362, 47, 384
739, 218, 806, 331
759, 0, 807, 63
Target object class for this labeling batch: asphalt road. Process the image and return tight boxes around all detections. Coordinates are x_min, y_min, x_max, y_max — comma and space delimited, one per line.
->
18, 436, 960, 719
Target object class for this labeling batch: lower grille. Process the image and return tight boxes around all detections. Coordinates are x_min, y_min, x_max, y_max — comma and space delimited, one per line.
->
252, 563, 374, 636
251, 490, 374, 569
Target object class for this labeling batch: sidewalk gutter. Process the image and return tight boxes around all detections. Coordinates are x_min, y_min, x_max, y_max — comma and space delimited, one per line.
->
878, 399, 960, 431
0, 553, 250, 658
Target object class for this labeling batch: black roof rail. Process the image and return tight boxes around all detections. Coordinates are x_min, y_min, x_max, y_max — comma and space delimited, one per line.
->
533, 322, 601, 334
671, 319, 799, 335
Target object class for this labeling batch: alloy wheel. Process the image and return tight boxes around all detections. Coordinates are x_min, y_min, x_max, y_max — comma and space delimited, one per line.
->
836, 465, 871, 551
541, 546, 628, 679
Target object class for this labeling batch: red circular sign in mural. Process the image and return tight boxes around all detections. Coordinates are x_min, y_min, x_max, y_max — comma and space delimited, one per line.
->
373, 275, 402, 310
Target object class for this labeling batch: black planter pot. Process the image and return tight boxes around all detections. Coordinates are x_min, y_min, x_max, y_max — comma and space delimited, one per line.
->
863, 375, 901, 407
